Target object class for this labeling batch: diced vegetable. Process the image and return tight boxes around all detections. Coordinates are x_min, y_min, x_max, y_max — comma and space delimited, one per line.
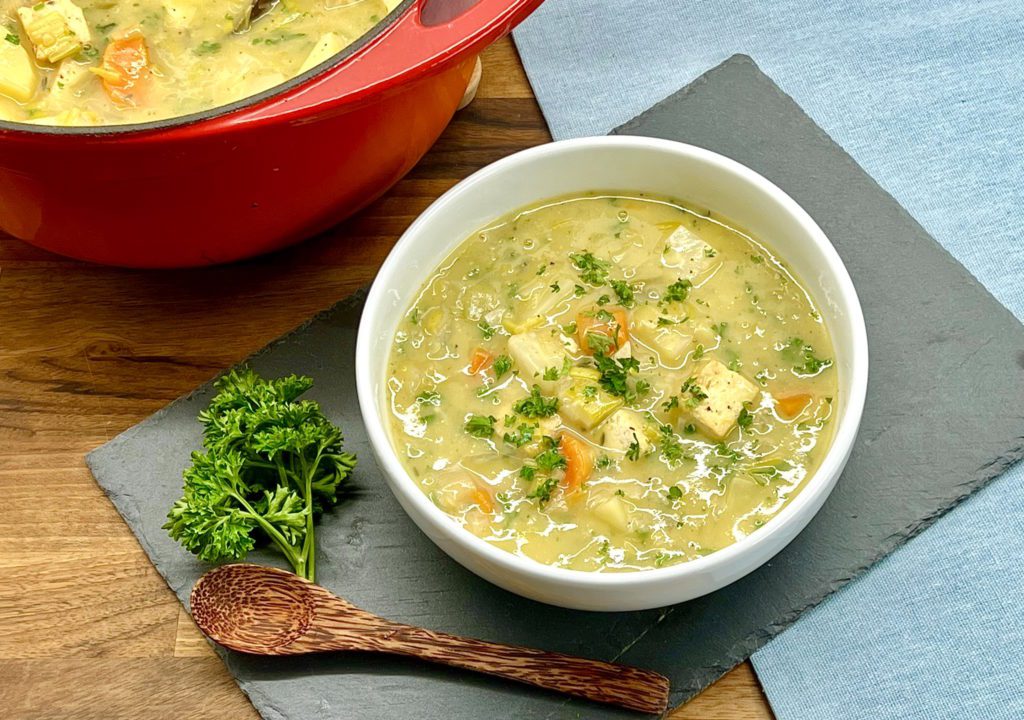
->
598, 409, 653, 456
469, 485, 494, 514
629, 304, 693, 363
592, 495, 628, 531
0, 36, 36, 102
577, 308, 628, 355
560, 373, 623, 430
662, 224, 716, 279
559, 433, 592, 493
299, 32, 345, 73
161, 0, 199, 30
97, 32, 151, 106
507, 329, 568, 391
688, 360, 760, 439
502, 274, 574, 333
775, 393, 812, 419
17, 0, 90, 63
468, 347, 494, 375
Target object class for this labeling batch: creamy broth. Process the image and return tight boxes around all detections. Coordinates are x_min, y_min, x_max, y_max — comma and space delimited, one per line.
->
386, 193, 838, 572
0, 0, 398, 126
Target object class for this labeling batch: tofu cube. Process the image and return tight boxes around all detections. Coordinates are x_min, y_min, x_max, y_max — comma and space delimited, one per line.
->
591, 495, 629, 532
597, 409, 652, 456
689, 360, 759, 439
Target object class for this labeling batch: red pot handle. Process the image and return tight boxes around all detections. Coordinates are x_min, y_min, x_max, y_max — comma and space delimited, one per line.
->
261, 0, 544, 112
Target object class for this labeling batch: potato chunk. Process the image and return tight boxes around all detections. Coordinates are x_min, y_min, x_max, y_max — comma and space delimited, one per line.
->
592, 495, 629, 532
507, 328, 568, 392
662, 224, 715, 280
0, 37, 37, 102
597, 409, 652, 456
689, 360, 759, 439
18, 0, 91, 63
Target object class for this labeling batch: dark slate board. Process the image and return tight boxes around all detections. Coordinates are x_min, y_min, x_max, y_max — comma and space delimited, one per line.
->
87, 55, 1024, 719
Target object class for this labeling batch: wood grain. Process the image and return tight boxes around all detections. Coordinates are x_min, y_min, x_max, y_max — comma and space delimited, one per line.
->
0, 38, 775, 719
191, 564, 670, 714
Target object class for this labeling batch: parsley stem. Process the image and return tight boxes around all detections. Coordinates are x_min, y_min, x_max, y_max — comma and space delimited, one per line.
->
232, 492, 302, 570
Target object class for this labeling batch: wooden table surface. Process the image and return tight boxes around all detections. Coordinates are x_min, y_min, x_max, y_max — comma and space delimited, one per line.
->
0, 39, 773, 720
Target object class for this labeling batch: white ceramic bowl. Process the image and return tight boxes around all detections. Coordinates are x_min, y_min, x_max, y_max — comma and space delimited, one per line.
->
356, 136, 868, 611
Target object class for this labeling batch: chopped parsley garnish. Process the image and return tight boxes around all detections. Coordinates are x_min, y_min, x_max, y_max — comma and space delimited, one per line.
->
658, 423, 687, 465
527, 476, 560, 504
663, 278, 692, 303
5, 32, 20, 45
662, 395, 680, 411
593, 352, 641, 401
704, 247, 717, 258
626, 435, 641, 461
683, 423, 697, 434
562, 320, 578, 335
574, 284, 587, 297
477, 319, 497, 339
569, 251, 611, 285
519, 464, 537, 482
503, 422, 536, 448
415, 390, 441, 406
737, 406, 753, 429
464, 414, 496, 438
712, 322, 728, 337
596, 294, 611, 306
680, 377, 708, 408
585, 331, 615, 355
666, 485, 683, 500
550, 282, 561, 293
513, 385, 559, 418
595, 455, 614, 470
195, 40, 221, 54
692, 344, 705, 360
610, 279, 635, 306
536, 265, 547, 276
535, 445, 567, 472
715, 443, 741, 461
492, 354, 512, 380
542, 356, 572, 381
781, 337, 833, 376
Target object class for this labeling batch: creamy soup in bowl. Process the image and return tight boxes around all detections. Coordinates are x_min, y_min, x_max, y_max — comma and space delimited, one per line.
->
357, 137, 867, 611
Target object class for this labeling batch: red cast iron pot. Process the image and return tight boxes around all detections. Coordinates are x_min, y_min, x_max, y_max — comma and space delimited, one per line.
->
0, 0, 543, 267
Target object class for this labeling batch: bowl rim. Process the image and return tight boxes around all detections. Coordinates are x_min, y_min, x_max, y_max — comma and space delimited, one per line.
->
356, 135, 869, 591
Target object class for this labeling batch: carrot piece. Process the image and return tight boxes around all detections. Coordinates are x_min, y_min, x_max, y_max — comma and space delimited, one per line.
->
576, 308, 629, 354
100, 32, 151, 106
776, 393, 812, 419
468, 347, 494, 375
469, 485, 494, 514
559, 434, 593, 494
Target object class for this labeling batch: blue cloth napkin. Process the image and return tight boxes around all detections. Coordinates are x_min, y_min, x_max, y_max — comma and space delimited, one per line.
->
513, 3, 1024, 718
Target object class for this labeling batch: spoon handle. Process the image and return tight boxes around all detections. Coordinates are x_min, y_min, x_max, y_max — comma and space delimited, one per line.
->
371, 622, 670, 714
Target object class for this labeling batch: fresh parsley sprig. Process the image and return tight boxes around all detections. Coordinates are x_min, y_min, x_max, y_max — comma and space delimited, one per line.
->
164, 369, 356, 582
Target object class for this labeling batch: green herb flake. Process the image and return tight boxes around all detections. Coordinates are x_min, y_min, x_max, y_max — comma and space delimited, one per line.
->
663, 278, 692, 303
464, 414, 497, 438
569, 251, 611, 286
5, 32, 20, 45
492, 354, 512, 380
195, 40, 221, 55
610, 279, 635, 306
513, 385, 559, 418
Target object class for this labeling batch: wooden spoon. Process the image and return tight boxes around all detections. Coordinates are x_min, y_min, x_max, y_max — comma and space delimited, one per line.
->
190, 564, 670, 714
